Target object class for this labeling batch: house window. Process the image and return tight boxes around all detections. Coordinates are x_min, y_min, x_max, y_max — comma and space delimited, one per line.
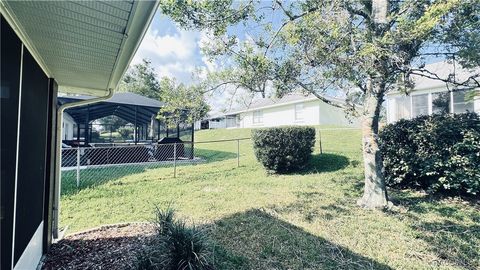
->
294, 103, 304, 121
412, 94, 429, 117
432, 92, 450, 114
226, 115, 237, 128
253, 110, 263, 124
452, 90, 474, 113
393, 96, 411, 121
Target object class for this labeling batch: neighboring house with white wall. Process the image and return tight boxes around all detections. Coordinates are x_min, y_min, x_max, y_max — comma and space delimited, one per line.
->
386, 61, 480, 123
62, 113, 76, 141
211, 93, 358, 129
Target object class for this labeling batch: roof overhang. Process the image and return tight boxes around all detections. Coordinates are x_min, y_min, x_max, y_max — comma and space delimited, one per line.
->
225, 95, 346, 115
0, 0, 158, 96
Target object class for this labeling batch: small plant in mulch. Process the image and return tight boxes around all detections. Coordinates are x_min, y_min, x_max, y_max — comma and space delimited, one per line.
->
135, 206, 214, 270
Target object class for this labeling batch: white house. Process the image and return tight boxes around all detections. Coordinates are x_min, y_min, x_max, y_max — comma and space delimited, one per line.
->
386, 61, 480, 123
196, 113, 232, 130
209, 93, 359, 129
62, 113, 76, 141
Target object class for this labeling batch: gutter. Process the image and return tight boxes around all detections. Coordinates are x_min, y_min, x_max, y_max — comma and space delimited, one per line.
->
52, 89, 114, 239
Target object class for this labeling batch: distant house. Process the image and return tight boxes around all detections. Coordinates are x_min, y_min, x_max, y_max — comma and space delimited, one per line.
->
196, 113, 236, 129
201, 93, 358, 129
386, 61, 480, 123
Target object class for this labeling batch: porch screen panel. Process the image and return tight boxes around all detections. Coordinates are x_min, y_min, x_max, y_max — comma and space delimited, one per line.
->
453, 90, 474, 113
14, 48, 50, 264
432, 92, 451, 114
1, 15, 22, 270
412, 94, 428, 117
394, 96, 411, 121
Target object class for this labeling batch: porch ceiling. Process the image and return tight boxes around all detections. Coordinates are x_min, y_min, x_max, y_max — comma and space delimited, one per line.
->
0, 1, 158, 96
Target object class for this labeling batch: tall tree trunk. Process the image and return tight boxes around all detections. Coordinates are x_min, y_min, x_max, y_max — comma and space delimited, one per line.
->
357, 79, 389, 209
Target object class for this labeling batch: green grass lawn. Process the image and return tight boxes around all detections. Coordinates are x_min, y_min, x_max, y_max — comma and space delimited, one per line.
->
60, 127, 479, 270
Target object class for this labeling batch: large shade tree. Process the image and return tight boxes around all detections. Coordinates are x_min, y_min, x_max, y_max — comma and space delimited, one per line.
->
161, 0, 480, 208
118, 59, 162, 100
157, 77, 210, 128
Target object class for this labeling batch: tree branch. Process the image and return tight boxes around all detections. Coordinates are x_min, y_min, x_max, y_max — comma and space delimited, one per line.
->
408, 68, 480, 88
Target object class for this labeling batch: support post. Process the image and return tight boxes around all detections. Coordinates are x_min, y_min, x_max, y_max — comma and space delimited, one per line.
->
76, 147, 80, 187
173, 143, 177, 178
134, 106, 138, 145
318, 129, 323, 154
53, 88, 113, 239
85, 105, 90, 145
190, 123, 194, 159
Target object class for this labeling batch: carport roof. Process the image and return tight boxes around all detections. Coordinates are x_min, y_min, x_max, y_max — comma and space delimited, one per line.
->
58, 93, 163, 125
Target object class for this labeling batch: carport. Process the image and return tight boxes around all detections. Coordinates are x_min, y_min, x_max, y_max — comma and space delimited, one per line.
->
59, 93, 164, 144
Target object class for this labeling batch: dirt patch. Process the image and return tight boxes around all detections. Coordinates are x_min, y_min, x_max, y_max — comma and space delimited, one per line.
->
42, 223, 155, 270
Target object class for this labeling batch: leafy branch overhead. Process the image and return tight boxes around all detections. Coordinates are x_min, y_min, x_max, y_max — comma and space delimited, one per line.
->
161, 0, 480, 209
161, 0, 479, 111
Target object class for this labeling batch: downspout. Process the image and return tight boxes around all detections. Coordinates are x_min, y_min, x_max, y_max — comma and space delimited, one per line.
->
52, 89, 114, 239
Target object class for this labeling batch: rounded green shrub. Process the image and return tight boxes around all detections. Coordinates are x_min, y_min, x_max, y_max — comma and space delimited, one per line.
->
379, 112, 480, 196
252, 126, 316, 173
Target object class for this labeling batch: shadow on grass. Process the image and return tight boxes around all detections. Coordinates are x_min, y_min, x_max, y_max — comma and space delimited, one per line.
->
304, 153, 350, 174
210, 209, 393, 270
389, 191, 480, 269
271, 191, 353, 223
277, 153, 350, 176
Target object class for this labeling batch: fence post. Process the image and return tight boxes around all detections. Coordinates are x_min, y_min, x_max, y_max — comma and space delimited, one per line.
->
237, 139, 240, 167
76, 147, 80, 187
173, 143, 177, 178
318, 129, 323, 155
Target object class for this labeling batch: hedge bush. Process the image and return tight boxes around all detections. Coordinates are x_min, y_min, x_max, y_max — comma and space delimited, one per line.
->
252, 126, 315, 173
378, 113, 480, 196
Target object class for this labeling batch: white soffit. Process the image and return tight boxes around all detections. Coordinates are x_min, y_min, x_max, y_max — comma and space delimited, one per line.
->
1, 0, 158, 96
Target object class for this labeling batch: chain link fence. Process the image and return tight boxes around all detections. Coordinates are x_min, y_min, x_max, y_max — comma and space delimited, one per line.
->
60, 139, 250, 192
60, 128, 362, 194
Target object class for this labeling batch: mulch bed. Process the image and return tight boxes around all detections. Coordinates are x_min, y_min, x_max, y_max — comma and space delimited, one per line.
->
42, 223, 155, 270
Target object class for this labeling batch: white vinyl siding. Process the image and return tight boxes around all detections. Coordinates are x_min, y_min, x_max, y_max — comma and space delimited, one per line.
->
234, 100, 358, 128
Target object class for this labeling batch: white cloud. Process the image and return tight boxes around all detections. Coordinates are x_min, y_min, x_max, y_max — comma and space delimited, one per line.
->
131, 20, 204, 84
140, 29, 197, 60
